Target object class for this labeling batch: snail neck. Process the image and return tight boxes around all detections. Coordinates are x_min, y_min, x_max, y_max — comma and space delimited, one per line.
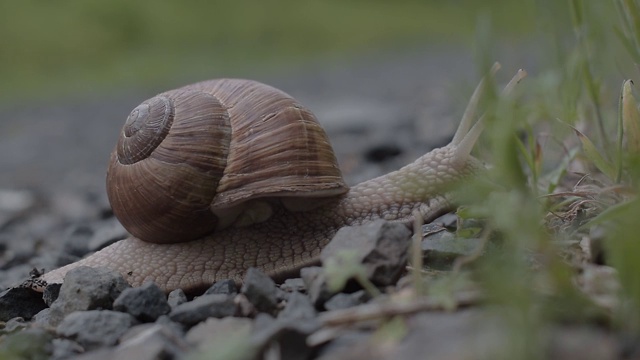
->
336, 144, 483, 226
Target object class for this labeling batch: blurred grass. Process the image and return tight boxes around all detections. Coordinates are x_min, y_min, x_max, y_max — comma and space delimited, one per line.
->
453, 0, 640, 357
0, 0, 541, 101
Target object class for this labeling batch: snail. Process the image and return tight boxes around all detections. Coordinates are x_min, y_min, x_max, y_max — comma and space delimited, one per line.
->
39, 64, 525, 294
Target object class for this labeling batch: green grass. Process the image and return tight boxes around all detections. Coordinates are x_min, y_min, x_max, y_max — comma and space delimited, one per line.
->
0, 0, 539, 101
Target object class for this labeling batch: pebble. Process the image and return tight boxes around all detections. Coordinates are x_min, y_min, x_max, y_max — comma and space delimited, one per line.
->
113, 282, 171, 322
1, 317, 28, 334
422, 233, 483, 269
114, 323, 188, 360
0, 287, 47, 321
167, 288, 188, 308
321, 220, 412, 286
43, 282, 61, 306
281, 277, 307, 293
56, 310, 138, 350
47, 266, 130, 327
278, 291, 317, 321
52, 338, 84, 359
240, 267, 279, 315
547, 326, 618, 360
301, 266, 335, 308
251, 312, 319, 360
185, 317, 253, 347
168, 294, 236, 327
204, 279, 238, 296
324, 290, 369, 311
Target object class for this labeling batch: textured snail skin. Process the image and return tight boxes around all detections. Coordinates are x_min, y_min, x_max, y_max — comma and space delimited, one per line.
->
35, 65, 519, 294
41, 143, 482, 293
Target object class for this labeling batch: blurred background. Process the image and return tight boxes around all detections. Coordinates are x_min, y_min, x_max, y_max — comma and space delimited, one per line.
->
0, 0, 621, 198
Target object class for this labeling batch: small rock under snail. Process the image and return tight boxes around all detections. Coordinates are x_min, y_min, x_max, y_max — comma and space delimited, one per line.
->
39, 65, 525, 293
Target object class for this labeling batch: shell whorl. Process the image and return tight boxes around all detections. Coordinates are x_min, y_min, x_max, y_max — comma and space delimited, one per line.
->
107, 79, 348, 245
108, 90, 231, 244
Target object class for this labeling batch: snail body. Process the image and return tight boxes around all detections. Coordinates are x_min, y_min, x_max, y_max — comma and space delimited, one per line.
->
40, 69, 520, 293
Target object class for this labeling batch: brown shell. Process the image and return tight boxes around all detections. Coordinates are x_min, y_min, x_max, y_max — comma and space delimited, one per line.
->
107, 79, 348, 244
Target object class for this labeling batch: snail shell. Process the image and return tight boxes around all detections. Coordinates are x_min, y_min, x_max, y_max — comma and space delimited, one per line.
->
107, 79, 348, 244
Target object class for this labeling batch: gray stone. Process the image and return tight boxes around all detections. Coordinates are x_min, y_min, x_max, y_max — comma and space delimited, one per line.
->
155, 315, 186, 336
393, 310, 506, 360
204, 279, 237, 296
547, 326, 618, 360
0, 287, 47, 321
241, 267, 279, 315
167, 288, 187, 308
280, 278, 306, 293
115, 323, 188, 360
47, 266, 130, 327
113, 282, 170, 322
300, 266, 335, 308
321, 220, 411, 286
1, 317, 28, 334
169, 294, 236, 327
316, 330, 372, 360
51, 338, 84, 360
324, 290, 369, 311
251, 312, 319, 360
186, 317, 253, 347
43, 283, 61, 306
422, 233, 483, 268
278, 291, 317, 321
33, 308, 51, 327
56, 310, 138, 350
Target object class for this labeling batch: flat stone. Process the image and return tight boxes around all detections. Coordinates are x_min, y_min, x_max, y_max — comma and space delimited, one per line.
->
168, 294, 236, 327
241, 268, 279, 315
56, 310, 138, 350
47, 266, 130, 327
113, 282, 170, 322
321, 220, 411, 286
